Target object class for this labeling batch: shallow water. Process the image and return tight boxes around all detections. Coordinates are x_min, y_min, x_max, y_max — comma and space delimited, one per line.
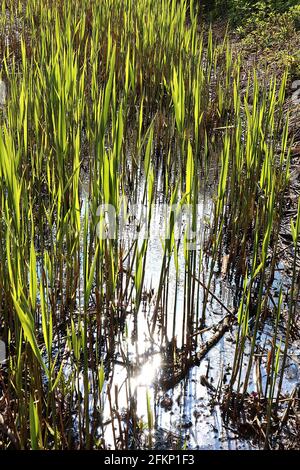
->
76, 172, 299, 450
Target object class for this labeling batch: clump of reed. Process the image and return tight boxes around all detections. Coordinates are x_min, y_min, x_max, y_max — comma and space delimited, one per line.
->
0, 0, 297, 450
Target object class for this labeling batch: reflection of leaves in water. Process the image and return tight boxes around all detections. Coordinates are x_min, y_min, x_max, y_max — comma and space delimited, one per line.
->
153, 428, 182, 450
286, 361, 299, 381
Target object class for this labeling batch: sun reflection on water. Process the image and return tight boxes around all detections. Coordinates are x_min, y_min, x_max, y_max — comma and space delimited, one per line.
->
131, 354, 161, 388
